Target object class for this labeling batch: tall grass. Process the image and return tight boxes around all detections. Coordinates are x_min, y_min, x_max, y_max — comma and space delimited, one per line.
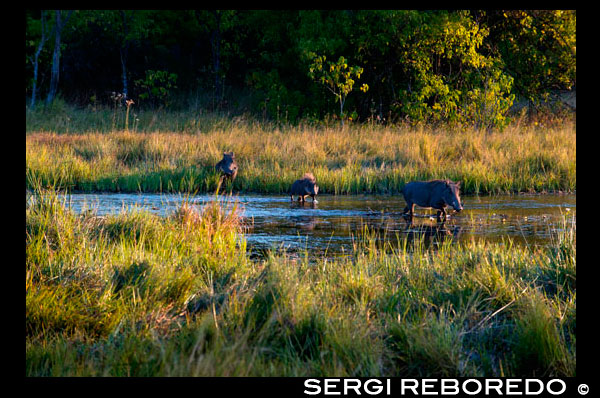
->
26, 106, 575, 195
26, 177, 576, 376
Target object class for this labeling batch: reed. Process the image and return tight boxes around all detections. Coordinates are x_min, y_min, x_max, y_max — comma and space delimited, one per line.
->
26, 177, 575, 376
25, 105, 576, 376
26, 110, 576, 195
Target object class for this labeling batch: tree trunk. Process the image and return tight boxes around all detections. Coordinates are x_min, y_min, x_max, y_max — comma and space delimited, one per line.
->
340, 96, 345, 127
119, 10, 133, 101
120, 49, 128, 100
45, 10, 73, 106
31, 10, 48, 108
45, 11, 62, 105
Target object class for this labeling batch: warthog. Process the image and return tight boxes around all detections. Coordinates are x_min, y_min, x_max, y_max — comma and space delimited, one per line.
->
401, 179, 463, 222
290, 173, 319, 203
215, 152, 238, 184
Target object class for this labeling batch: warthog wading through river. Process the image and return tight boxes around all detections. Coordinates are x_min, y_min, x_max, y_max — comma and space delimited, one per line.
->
290, 173, 319, 203
401, 179, 463, 222
215, 152, 238, 184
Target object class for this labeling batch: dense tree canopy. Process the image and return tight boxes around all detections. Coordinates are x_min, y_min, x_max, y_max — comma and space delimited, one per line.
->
25, 9, 575, 127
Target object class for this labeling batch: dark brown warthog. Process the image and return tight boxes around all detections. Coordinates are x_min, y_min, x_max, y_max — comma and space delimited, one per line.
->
290, 173, 319, 203
215, 152, 238, 183
401, 179, 463, 222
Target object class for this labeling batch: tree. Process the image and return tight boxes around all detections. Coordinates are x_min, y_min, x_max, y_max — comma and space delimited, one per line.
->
478, 10, 576, 113
396, 11, 514, 126
135, 69, 178, 108
349, 10, 429, 121
46, 10, 73, 105
29, 10, 50, 108
308, 53, 369, 126
118, 10, 135, 100
114, 10, 155, 101
25, 10, 574, 124
96, 10, 151, 101
348, 11, 514, 127
194, 10, 240, 106
72, 10, 152, 102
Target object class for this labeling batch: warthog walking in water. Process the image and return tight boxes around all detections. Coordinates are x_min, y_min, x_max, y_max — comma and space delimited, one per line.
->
290, 173, 319, 203
215, 152, 238, 184
401, 179, 463, 222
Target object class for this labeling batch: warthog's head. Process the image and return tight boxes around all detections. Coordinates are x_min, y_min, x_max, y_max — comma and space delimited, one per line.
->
443, 180, 463, 212
217, 152, 238, 179
305, 181, 319, 196
303, 173, 319, 195
306, 182, 319, 204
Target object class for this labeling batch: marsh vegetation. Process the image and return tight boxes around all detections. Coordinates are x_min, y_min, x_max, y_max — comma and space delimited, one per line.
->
26, 176, 575, 376
26, 9, 576, 378
26, 106, 575, 196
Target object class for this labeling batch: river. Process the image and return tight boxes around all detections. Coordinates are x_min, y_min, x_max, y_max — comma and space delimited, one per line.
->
52, 192, 576, 257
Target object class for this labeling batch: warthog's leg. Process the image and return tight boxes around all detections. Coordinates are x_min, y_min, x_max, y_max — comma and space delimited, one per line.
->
436, 209, 447, 222
403, 203, 415, 222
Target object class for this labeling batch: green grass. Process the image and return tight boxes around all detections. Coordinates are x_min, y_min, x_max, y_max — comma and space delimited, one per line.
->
25, 104, 576, 376
26, 179, 576, 377
26, 105, 576, 195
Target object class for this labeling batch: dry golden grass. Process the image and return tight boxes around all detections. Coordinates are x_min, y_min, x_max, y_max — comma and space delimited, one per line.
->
26, 110, 575, 194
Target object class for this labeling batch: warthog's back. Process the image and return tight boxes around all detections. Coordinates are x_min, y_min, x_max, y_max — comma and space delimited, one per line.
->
402, 180, 458, 209
290, 180, 316, 195
290, 173, 318, 196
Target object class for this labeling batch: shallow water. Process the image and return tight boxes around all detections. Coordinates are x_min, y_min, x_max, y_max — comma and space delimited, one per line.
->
51, 192, 576, 257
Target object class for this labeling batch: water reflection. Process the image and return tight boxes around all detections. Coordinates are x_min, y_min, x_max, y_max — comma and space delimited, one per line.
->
400, 221, 462, 249
290, 200, 319, 209
51, 192, 575, 257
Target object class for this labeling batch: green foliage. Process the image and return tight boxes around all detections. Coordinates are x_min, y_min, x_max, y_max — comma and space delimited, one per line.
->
461, 66, 515, 129
25, 10, 574, 125
483, 10, 576, 105
25, 11, 51, 93
308, 53, 369, 123
390, 12, 515, 127
135, 70, 178, 108
246, 69, 303, 123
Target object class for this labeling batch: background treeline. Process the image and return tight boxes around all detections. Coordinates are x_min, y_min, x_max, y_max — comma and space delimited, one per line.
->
25, 10, 576, 128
